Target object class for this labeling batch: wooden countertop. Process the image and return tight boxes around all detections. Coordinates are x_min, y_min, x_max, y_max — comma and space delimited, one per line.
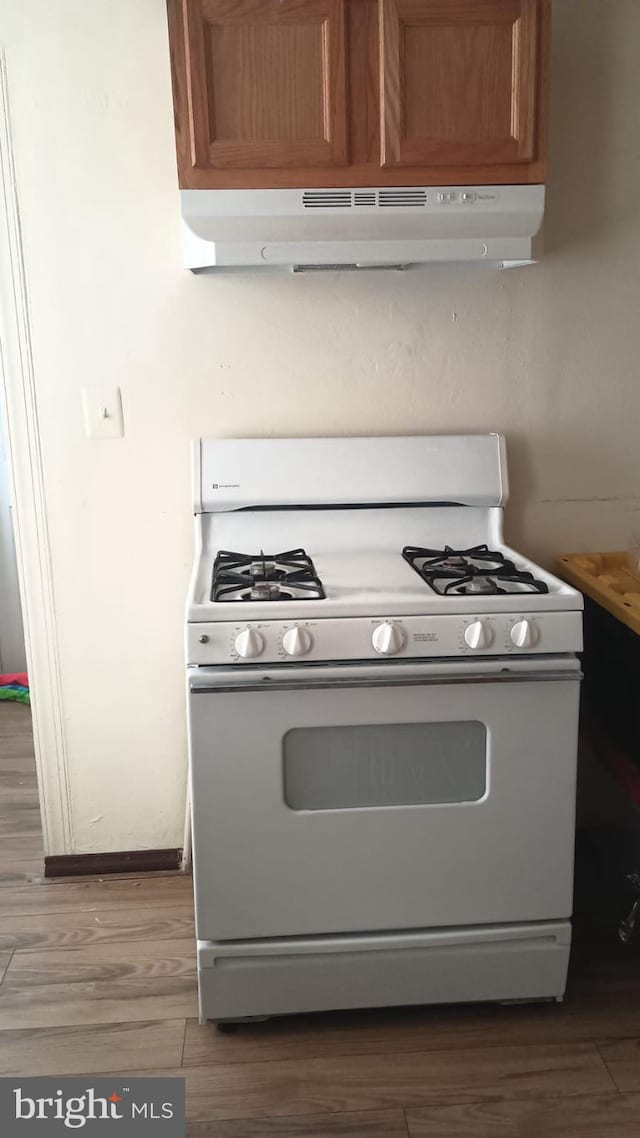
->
557, 552, 640, 636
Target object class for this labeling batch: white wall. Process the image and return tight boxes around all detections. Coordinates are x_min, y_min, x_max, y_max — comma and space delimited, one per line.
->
1, 0, 639, 854
0, 397, 26, 673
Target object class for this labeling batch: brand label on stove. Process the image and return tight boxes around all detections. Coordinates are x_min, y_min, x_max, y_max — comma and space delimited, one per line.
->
413, 632, 438, 642
211, 483, 240, 490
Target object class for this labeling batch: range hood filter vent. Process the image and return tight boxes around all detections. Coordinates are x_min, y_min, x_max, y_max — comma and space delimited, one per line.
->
302, 189, 429, 210
378, 190, 427, 207
302, 191, 352, 209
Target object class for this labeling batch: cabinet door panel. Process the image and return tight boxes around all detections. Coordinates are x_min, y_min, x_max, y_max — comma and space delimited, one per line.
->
380, 0, 539, 168
183, 0, 348, 170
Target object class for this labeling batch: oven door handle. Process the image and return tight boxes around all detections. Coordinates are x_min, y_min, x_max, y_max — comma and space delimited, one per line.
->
189, 663, 583, 695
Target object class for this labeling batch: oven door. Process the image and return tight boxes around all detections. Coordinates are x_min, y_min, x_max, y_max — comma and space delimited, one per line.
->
188, 656, 580, 942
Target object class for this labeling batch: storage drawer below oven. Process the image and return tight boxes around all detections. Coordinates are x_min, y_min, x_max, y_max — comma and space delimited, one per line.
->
196, 921, 571, 1023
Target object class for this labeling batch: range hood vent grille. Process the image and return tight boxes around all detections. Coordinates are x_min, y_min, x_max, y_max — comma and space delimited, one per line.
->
378, 190, 427, 207
302, 191, 352, 209
302, 189, 430, 209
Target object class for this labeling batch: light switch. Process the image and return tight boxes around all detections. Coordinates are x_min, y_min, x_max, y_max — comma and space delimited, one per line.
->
82, 386, 124, 439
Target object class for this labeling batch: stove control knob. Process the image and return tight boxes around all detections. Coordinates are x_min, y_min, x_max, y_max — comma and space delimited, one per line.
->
282, 626, 313, 657
234, 628, 264, 659
464, 620, 493, 650
510, 619, 539, 649
372, 622, 406, 656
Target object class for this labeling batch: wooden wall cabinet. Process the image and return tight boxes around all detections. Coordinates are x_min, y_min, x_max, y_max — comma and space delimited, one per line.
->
168, 0, 550, 190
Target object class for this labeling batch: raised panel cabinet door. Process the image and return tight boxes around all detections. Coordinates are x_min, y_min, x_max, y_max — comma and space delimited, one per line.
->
380, 0, 541, 168
178, 0, 348, 171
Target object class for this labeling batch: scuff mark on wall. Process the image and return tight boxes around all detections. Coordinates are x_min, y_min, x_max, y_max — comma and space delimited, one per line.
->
540, 496, 640, 504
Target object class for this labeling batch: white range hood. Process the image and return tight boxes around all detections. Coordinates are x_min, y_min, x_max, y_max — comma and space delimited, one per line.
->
180, 184, 544, 273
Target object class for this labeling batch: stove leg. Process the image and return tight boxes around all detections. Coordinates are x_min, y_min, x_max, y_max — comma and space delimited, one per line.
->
498, 996, 561, 1006
213, 1016, 271, 1032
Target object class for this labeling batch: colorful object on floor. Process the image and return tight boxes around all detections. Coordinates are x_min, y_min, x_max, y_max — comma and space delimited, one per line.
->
0, 672, 29, 704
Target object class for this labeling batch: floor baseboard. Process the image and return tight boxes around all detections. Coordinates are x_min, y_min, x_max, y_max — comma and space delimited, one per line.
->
44, 848, 183, 878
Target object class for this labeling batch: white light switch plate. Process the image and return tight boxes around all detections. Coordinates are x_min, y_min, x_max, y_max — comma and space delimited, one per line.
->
82, 386, 124, 439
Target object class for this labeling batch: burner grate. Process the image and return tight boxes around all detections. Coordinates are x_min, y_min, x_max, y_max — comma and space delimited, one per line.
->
212, 549, 325, 603
403, 544, 549, 596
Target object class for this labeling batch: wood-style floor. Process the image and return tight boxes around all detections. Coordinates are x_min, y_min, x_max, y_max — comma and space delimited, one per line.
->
2, 703, 640, 1136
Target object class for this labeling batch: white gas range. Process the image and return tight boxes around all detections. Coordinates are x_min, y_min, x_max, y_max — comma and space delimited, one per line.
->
186, 435, 583, 1027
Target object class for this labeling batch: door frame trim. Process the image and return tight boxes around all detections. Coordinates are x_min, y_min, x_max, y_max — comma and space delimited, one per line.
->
0, 47, 73, 855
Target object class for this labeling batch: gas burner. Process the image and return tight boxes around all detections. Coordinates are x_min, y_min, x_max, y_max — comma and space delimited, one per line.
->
249, 581, 287, 602
465, 575, 498, 595
212, 549, 325, 603
249, 561, 278, 579
439, 554, 468, 570
402, 544, 549, 596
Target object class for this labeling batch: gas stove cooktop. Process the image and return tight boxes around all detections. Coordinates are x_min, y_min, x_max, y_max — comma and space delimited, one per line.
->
402, 544, 550, 597
212, 549, 325, 602
212, 544, 551, 603
186, 436, 583, 666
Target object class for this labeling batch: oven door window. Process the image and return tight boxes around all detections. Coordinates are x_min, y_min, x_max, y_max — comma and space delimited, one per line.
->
283, 721, 487, 811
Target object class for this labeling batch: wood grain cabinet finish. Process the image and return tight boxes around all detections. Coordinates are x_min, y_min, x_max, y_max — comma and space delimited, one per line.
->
167, 0, 550, 189
179, 0, 348, 171
380, 0, 539, 168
